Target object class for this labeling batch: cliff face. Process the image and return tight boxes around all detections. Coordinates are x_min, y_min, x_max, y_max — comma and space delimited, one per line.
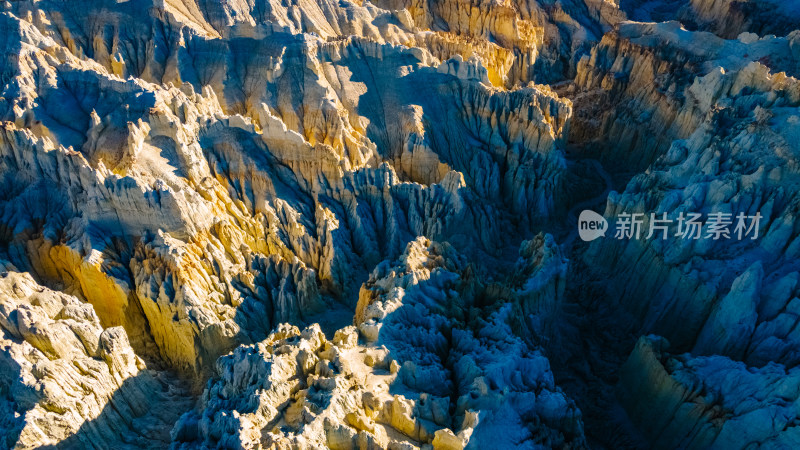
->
618, 336, 800, 449
621, 0, 800, 38
571, 21, 800, 169
373, 0, 627, 84
681, 0, 800, 38
0, 0, 799, 449
0, 263, 192, 449
567, 20, 800, 448
582, 22, 800, 352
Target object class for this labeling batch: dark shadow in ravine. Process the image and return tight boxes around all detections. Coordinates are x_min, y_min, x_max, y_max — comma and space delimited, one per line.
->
359, 239, 587, 448
0, 348, 41, 448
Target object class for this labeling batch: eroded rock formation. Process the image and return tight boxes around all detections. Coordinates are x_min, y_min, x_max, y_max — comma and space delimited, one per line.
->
0, 0, 798, 448
0, 262, 191, 449
174, 236, 582, 449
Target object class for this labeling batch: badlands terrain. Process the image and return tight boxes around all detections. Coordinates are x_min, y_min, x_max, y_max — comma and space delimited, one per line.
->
0, 0, 799, 448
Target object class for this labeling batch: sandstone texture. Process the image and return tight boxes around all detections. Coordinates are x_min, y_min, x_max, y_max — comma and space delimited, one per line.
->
0, 0, 797, 449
